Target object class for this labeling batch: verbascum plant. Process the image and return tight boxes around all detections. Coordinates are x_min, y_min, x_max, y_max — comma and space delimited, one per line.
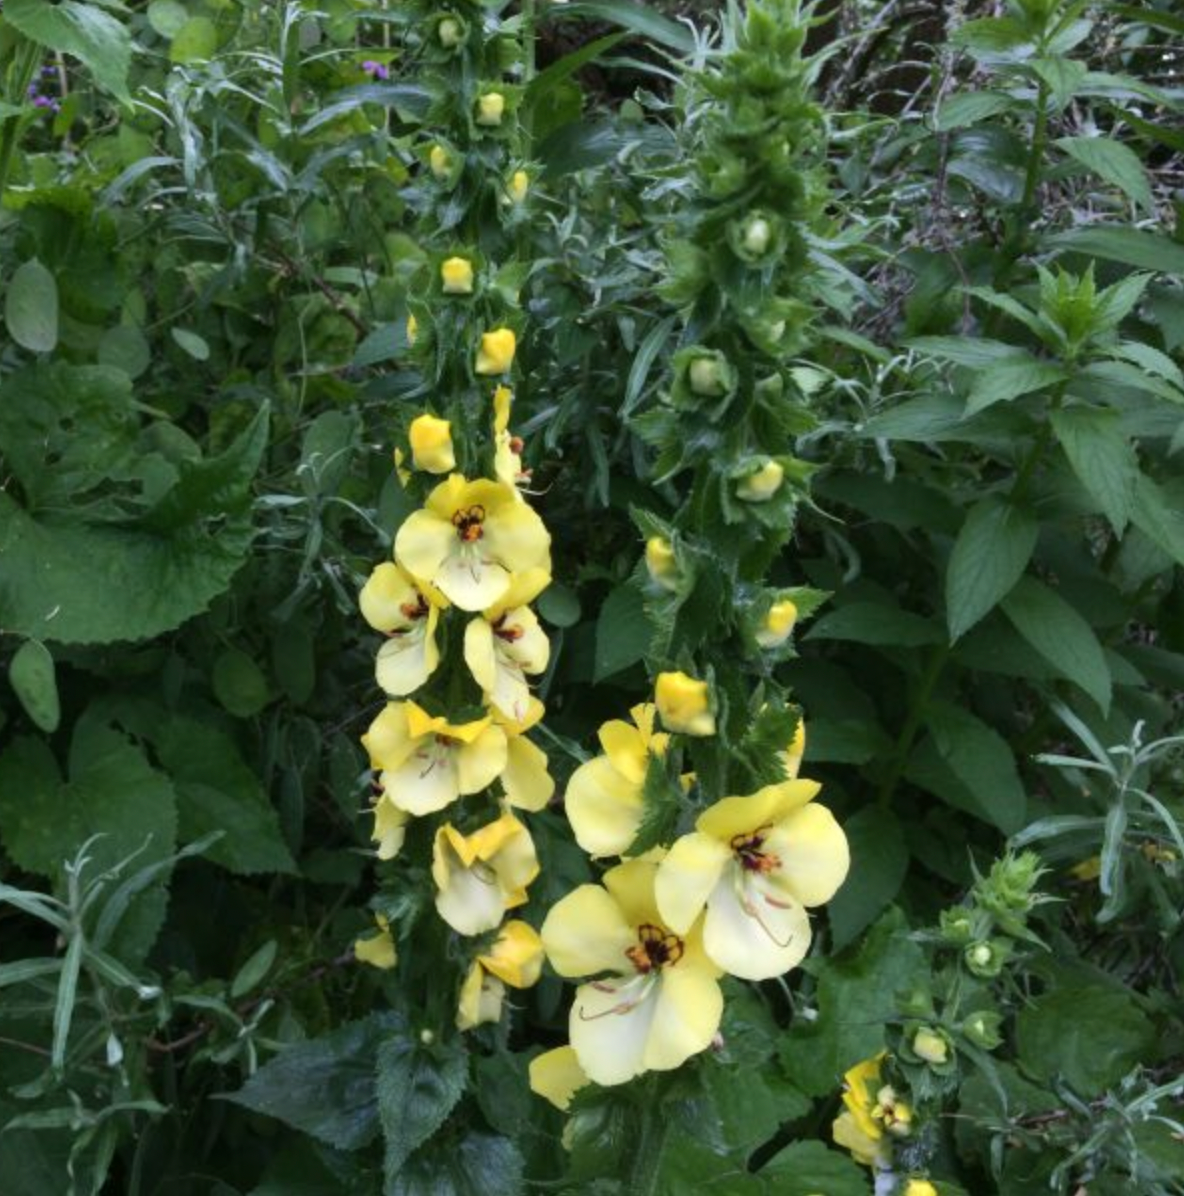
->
532, 0, 852, 1097
353, 0, 554, 1035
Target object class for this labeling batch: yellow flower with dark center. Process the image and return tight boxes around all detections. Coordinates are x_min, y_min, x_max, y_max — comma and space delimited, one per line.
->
457, 919, 545, 1030
565, 704, 669, 857
541, 856, 723, 1086
491, 697, 555, 812
654, 779, 848, 979
476, 327, 517, 375
757, 598, 798, 649
441, 257, 474, 295
464, 568, 551, 723
354, 914, 397, 970
362, 700, 507, 816
432, 811, 539, 936
737, 460, 784, 502
655, 670, 715, 737
408, 413, 456, 474
395, 474, 550, 611
359, 562, 446, 696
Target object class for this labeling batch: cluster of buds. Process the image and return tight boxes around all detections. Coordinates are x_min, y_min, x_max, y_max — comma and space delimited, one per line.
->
27, 65, 61, 115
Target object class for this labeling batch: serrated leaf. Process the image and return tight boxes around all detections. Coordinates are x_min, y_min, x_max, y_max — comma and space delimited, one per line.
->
8, 640, 60, 732
1131, 474, 1184, 567
5, 0, 131, 102
827, 807, 909, 951
391, 1130, 524, 1196
907, 336, 1027, 368
965, 356, 1066, 415
1050, 406, 1138, 533
1057, 135, 1154, 211
627, 752, 684, 856
946, 500, 1038, 640
759, 1141, 870, 1195
4, 260, 59, 353
807, 601, 942, 647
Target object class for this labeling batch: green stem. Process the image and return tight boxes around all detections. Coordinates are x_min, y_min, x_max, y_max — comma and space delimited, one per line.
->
0, 36, 42, 200
1021, 79, 1050, 211
1011, 379, 1068, 503
877, 643, 949, 808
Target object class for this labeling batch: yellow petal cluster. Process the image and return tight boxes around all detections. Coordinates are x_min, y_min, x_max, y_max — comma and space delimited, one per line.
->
831, 1053, 913, 1169
655, 670, 715, 737
476, 327, 517, 375
433, 811, 539, 935
457, 919, 544, 1029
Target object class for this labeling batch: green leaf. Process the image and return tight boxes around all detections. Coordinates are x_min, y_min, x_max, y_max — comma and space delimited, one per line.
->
300, 409, 360, 498
98, 324, 151, 380
827, 807, 910, 951
1057, 135, 1155, 212
5, 0, 132, 102
1047, 226, 1184, 275
905, 707, 1027, 832
806, 602, 942, 648
906, 336, 1027, 368
146, 0, 189, 38
170, 16, 218, 64
594, 584, 651, 681
1131, 474, 1184, 567
230, 940, 278, 999
171, 327, 211, 360
1050, 406, 1138, 533
933, 91, 1015, 130
759, 1141, 870, 1196
554, 1, 696, 53
377, 1033, 468, 1182
391, 1131, 524, 1196
1029, 57, 1088, 108
1017, 984, 1155, 1096
212, 649, 272, 718
945, 499, 1038, 640
964, 356, 1066, 415
800, 718, 894, 765
224, 1014, 397, 1149
699, 1060, 810, 1155
4, 260, 59, 354
8, 639, 60, 732
537, 584, 581, 628
1001, 577, 1112, 712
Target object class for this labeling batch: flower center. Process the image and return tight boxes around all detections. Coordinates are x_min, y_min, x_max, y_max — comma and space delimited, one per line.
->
452, 505, 486, 543
399, 593, 430, 623
625, 923, 684, 974
730, 828, 779, 873
493, 613, 523, 643
870, 1086, 911, 1136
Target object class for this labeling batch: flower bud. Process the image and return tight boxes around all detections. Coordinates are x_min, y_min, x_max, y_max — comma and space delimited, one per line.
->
737, 460, 784, 503
429, 145, 452, 179
645, 537, 679, 591
408, 414, 455, 474
939, 908, 974, 945
441, 256, 474, 295
688, 355, 727, 396
904, 1182, 938, 1196
744, 217, 771, 256
476, 327, 517, 375
756, 598, 797, 648
405, 313, 419, 345
508, 169, 530, 204
655, 671, 715, 737
437, 16, 464, 47
912, 1026, 951, 1066
961, 1010, 1004, 1050
476, 91, 505, 127
419, 1028, 435, 1045
964, 938, 1008, 978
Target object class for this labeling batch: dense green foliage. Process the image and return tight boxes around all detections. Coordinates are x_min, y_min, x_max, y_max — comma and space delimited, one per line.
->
1, 1, 1182, 1193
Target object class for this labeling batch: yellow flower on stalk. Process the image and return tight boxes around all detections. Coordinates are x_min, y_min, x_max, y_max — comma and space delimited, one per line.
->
508, 170, 530, 204
441, 256, 474, 295
432, 811, 539, 936
912, 1027, 949, 1065
362, 701, 507, 816
757, 598, 798, 649
476, 327, 517, 376
395, 474, 550, 611
457, 919, 545, 1030
541, 856, 723, 1087
492, 698, 555, 812
354, 914, 397, 970
359, 563, 446, 697
429, 145, 452, 179
476, 91, 506, 126
408, 413, 456, 474
565, 704, 669, 857
654, 779, 848, 979
371, 796, 410, 860
493, 385, 528, 493
464, 568, 551, 722
644, 537, 679, 591
529, 1045, 588, 1111
737, 460, 784, 502
655, 671, 715, 737
831, 1053, 910, 1169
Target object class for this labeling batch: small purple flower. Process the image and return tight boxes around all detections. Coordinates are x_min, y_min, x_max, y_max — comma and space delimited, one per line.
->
33, 95, 59, 113
42, 65, 57, 78
28, 83, 39, 97
361, 60, 390, 81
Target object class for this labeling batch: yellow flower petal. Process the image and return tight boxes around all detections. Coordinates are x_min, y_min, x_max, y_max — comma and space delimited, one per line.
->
832, 1109, 886, 1168
455, 724, 509, 794
642, 960, 723, 1073
479, 919, 544, 988
763, 802, 850, 907
441, 257, 474, 295
737, 460, 784, 502
597, 719, 648, 786
602, 857, 665, 928
394, 509, 457, 587
702, 871, 811, 979
372, 797, 409, 860
359, 562, 419, 631
433, 816, 538, 936
529, 1046, 587, 1112
502, 735, 554, 811
409, 414, 456, 474
476, 327, 516, 375
457, 962, 504, 1030
375, 604, 440, 696
476, 91, 505, 127
756, 598, 798, 649
354, 921, 397, 970
508, 170, 529, 204
564, 755, 643, 858
696, 779, 820, 842
540, 884, 634, 977
655, 671, 715, 737
654, 832, 730, 934
361, 703, 416, 770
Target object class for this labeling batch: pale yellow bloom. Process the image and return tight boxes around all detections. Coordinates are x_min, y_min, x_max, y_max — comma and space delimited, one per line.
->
757, 599, 798, 649
476, 92, 506, 126
437, 16, 464, 46
508, 170, 530, 204
432, 811, 539, 936
408, 413, 456, 474
359, 562, 446, 696
441, 256, 474, 295
476, 327, 517, 375
363, 700, 507, 816
737, 460, 784, 502
541, 856, 723, 1086
832, 1053, 908, 1168
354, 914, 397, 970
492, 385, 528, 492
644, 537, 679, 591
913, 1027, 949, 1065
406, 313, 419, 344
655, 779, 849, 979
429, 145, 452, 179
529, 1045, 588, 1111
905, 1181, 938, 1196
492, 698, 555, 812
655, 671, 715, 737
371, 797, 409, 860
457, 919, 545, 1030
565, 704, 669, 857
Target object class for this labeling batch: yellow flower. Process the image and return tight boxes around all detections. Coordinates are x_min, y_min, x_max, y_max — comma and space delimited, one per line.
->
492, 385, 528, 492
905, 1181, 938, 1196
508, 169, 530, 204
541, 856, 723, 1087
464, 568, 551, 722
529, 1045, 588, 1111
654, 779, 849, 979
565, 704, 669, 857
359, 562, 446, 697
757, 598, 798, 649
832, 1053, 908, 1168
644, 537, 679, 591
491, 698, 555, 812
476, 91, 506, 126
913, 1027, 949, 1065
408, 413, 456, 474
395, 474, 550, 611
476, 327, 517, 375
785, 718, 806, 780
363, 701, 508, 816
432, 811, 539, 936
737, 460, 784, 502
354, 914, 397, 970
371, 796, 409, 860
429, 145, 452, 179
1069, 855, 1101, 880
441, 256, 474, 295
393, 447, 410, 488
655, 671, 715, 737
457, 919, 545, 1030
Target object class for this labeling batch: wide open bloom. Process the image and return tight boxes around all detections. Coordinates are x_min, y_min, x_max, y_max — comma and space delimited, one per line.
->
432, 811, 539, 936
540, 856, 723, 1087
359, 562, 446, 697
831, 1053, 912, 1169
456, 919, 545, 1030
464, 568, 550, 722
565, 704, 669, 858
362, 701, 507, 817
654, 779, 848, 979
395, 475, 550, 611
493, 698, 555, 812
